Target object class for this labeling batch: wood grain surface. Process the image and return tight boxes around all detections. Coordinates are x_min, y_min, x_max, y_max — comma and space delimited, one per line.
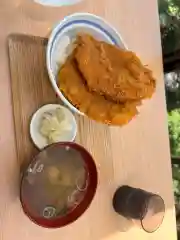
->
8, 35, 57, 169
0, 0, 177, 239
8, 34, 112, 176
7, 32, 177, 239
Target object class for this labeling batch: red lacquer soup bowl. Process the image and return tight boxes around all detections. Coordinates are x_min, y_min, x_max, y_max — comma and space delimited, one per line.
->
20, 142, 98, 228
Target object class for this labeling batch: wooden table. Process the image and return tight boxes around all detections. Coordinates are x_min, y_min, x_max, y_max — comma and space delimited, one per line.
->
0, 0, 177, 239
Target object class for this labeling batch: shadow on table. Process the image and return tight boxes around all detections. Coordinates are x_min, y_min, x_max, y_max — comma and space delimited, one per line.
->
78, 184, 133, 240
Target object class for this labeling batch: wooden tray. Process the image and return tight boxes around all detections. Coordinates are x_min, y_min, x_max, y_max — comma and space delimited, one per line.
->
8, 34, 112, 173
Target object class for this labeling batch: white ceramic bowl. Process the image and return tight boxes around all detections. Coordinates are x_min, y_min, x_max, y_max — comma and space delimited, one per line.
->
30, 104, 77, 149
47, 13, 127, 115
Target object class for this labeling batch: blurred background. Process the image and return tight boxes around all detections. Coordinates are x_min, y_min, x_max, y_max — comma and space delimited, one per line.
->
158, 0, 180, 238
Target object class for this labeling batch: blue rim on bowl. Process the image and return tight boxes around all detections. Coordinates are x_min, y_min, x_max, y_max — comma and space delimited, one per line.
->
46, 13, 127, 115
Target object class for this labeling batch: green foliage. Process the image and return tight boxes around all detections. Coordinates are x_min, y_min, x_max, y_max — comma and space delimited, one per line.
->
159, 0, 178, 16
173, 164, 180, 203
168, 110, 180, 204
159, 0, 180, 54
165, 83, 180, 112
168, 110, 180, 155
159, 1, 180, 154
159, 0, 180, 18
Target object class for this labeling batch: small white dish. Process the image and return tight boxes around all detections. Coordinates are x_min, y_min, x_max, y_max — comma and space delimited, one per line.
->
46, 12, 127, 115
34, 0, 83, 7
30, 104, 77, 149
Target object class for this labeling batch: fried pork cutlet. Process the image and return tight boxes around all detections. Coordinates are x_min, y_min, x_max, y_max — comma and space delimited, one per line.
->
75, 35, 156, 103
59, 56, 138, 125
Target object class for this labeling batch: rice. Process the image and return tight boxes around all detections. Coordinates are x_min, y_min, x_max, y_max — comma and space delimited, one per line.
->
53, 35, 76, 76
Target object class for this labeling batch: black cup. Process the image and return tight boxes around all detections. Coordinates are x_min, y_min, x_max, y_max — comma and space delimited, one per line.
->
113, 186, 165, 233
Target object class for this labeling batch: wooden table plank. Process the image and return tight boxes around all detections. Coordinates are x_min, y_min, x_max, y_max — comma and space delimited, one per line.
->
0, 0, 177, 239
